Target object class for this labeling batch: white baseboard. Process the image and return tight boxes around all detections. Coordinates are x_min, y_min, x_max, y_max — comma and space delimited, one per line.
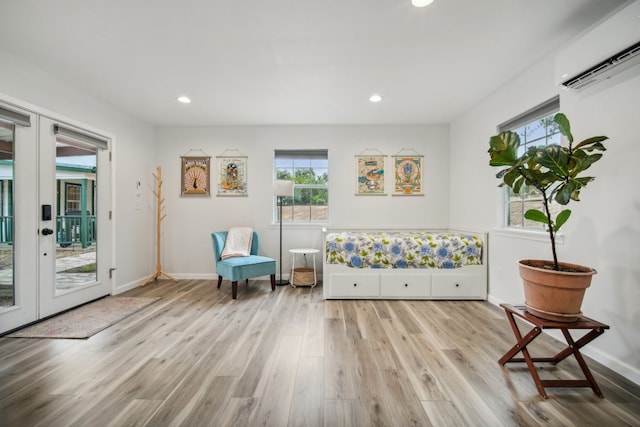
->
139, 273, 290, 281
112, 277, 146, 295
169, 273, 219, 280
581, 344, 640, 387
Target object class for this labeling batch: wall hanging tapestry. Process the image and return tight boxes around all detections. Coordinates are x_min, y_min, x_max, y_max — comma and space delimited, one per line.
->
393, 149, 423, 196
356, 149, 386, 195
181, 152, 211, 197
216, 149, 247, 196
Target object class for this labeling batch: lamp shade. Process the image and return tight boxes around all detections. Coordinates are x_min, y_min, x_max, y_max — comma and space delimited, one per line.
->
273, 179, 294, 197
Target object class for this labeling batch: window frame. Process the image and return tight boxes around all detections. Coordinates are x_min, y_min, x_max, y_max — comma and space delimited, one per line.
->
274, 149, 329, 225
498, 96, 560, 231
65, 183, 82, 214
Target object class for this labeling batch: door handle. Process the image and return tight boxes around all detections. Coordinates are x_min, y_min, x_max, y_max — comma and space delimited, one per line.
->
42, 228, 54, 236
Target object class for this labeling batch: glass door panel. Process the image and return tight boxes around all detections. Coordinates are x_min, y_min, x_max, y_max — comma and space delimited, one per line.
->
0, 103, 38, 334
0, 121, 15, 308
55, 134, 98, 292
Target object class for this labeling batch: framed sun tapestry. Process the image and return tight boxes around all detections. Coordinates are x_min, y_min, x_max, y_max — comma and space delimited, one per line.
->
393, 154, 423, 195
356, 154, 386, 195
181, 156, 211, 197
216, 155, 247, 196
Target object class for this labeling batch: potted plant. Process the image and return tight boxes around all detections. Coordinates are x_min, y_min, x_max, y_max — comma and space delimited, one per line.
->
488, 113, 609, 321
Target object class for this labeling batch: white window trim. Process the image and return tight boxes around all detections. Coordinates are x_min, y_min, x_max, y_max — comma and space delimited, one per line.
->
492, 227, 564, 245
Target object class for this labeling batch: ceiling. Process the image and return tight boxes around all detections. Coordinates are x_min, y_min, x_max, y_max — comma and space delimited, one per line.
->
0, 0, 628, 126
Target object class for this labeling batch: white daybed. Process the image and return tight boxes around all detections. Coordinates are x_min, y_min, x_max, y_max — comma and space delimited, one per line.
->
323, 228, 487, 300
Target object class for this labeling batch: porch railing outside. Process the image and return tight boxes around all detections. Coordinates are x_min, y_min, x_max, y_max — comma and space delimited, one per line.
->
0, 216, 12, 244
56, 215, 96, 248
0, 215, 96, 248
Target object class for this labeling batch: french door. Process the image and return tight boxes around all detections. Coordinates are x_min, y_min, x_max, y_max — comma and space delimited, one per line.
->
0, 102, 112, 334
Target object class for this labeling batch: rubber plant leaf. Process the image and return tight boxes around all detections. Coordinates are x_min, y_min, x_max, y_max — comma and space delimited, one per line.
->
554, 209, 571, 232
524, 209, 548, 224
554, 113, 573, 143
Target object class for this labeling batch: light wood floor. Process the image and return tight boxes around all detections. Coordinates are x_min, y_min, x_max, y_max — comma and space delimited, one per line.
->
1, 279, 639, 426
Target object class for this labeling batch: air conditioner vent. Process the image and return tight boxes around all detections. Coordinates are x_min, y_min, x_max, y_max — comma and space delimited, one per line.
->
561, 41, 640, 91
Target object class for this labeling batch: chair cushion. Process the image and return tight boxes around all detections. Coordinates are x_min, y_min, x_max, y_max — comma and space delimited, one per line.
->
216, 255, 276, 281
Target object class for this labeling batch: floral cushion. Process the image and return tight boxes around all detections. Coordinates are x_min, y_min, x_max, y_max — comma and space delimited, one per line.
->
325, 231, 483, 269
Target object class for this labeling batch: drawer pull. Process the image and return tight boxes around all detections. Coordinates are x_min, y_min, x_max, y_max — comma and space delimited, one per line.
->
455, 283, 460, 287
353, 283, 357, 287
404, 283, 408, 287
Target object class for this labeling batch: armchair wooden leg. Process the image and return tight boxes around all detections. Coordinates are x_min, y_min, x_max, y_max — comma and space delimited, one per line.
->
232, 281, 238, 299
217, 276, 223, 289
270, 274, 276, 291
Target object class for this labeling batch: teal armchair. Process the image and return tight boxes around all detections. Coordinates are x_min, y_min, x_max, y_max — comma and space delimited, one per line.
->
211, 231, 276, 299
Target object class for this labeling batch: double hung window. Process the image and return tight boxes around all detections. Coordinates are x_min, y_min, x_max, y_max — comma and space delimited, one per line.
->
274, 149, 328, 223
499, 96, 560, 229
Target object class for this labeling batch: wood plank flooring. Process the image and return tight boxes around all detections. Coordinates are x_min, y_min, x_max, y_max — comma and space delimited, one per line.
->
1, 279, 639, 426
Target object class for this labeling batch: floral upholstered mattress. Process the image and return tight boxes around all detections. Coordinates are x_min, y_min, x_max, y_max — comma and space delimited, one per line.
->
325, 231, 483, 269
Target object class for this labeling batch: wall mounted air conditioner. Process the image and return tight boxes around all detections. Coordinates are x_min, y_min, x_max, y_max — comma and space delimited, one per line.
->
556, 0, 640, 93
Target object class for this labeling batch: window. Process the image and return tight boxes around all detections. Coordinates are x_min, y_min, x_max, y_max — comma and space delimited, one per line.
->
499, 96, 560, 230
65, 183, 81, 214
274, 149, 328, 223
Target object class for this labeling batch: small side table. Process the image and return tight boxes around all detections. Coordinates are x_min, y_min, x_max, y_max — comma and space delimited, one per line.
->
498, 304, 609, 399
289, 248, 319, 288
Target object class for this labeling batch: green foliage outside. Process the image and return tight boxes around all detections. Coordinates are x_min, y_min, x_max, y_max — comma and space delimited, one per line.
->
276, 168, 328, 206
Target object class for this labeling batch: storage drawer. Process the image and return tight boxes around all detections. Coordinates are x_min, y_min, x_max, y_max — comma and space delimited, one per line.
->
431, 274, 485, 299
329, 274, 379, 297
380, 274, 431, 298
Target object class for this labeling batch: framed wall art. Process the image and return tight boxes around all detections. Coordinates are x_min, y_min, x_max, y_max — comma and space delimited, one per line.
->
393, 150, 423, 196
181, 156, 211, 197
355, 151, 386, 195
216, 150, 247, 196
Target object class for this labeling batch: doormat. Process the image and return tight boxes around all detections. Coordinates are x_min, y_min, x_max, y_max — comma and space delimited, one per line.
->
6, 296, 160, 339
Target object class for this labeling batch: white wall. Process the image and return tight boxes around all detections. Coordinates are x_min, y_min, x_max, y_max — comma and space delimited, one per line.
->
155, 124, 449, 278
0, 47, 157, 292
449, 52, 640, 382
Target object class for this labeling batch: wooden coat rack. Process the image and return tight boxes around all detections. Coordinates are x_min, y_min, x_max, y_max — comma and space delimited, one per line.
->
143, 166, 176, 285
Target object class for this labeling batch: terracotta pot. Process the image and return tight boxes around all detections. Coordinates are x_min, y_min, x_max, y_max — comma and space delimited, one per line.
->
518, 259, 596, 322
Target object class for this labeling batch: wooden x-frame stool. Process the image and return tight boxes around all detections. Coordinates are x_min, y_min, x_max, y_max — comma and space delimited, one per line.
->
498, 304, 609, 399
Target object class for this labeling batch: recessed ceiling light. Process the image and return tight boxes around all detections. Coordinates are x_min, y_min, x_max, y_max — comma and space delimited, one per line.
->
412, 0, 434, 7
369, 94, 383, 103
177, 96, 191, 104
